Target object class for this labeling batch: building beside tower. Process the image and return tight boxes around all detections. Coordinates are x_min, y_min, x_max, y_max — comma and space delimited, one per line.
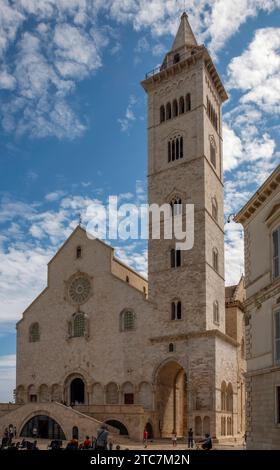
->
235, 164, 280, 450
0, 13, 245, 443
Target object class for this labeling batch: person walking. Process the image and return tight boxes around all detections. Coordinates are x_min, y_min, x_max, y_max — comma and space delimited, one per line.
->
95, 424, 109, 450
172, 431, 177, 447
143, 429, 148, 448
187, 428, 194, 448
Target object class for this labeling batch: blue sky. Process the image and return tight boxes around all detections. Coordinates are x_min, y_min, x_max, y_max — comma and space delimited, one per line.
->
0, 0, 280, 401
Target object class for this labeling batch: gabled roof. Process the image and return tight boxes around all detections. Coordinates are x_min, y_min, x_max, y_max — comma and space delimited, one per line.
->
235, 164, 280, 225
225, 276, 245, 308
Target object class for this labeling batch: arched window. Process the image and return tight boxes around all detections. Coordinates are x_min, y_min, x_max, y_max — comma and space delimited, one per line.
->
212, 248, 218, 272
210, 141, 216, 168
168, 135, 183, 163
122, 382, 134, 404
212, 197, 218, 221
221, 381, 227, 411
168, 343, 174, 352
179, 96, 185, 114
207, 96, 218, 131
172, 140, 175, 161
176, 138, 180, 159
126, 275, 129, 283
186, 93, 191, 111
73, 313, 85, 337
121, 309, 135, 331
166, 102, 171, 120
213, 301, 219, 324
68, 313, 88, 339
72, 426, 79, 439
170, 196, 182, 216
106, 383, 119, 404
227, 383, 233, 412
221, 416, 226, 436
180, 136, 183, 158
227, 417, 232, 435
171, 300, 182, 320
29, 323, 40, 343
168, 141, 171, 162
160, 105, 165, 123
173, 99, 178, 118
173, 53, 180, 64
76, 246, 82, 259
171, 248, 181, 268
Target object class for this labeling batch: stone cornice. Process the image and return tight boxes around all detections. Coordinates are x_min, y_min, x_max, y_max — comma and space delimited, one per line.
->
225, 300, 245, 312
141, 48, 228, 103
149, 328, 238, 346
235, 164, 280, 225
245, 364, 280, 378
244, 277, 280, 310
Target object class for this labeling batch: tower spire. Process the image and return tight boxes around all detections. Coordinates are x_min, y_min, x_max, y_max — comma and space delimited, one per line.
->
171, 11, 198, 50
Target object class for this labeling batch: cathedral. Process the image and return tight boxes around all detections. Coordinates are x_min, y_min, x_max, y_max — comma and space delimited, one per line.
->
0, 13, 246, 443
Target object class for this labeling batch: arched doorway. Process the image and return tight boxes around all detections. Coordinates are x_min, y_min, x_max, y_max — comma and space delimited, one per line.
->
20, 415, 66, 440
145, 422, 154, 439
156, 360, 187, 438
70, 378, 85, 404
72, 426, 79, 439
105, 420, 129, 436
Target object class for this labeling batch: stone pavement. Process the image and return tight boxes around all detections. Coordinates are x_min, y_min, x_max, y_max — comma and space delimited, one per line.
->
11, 438, 244, 451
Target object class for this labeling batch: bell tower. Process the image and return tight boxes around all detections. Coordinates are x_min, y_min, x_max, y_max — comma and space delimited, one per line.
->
141, 12, 228, 336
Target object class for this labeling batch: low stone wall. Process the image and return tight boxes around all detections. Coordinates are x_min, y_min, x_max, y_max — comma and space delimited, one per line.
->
0, 402, 117, 441
0, 403, 20, 418
74, 404, 154, 441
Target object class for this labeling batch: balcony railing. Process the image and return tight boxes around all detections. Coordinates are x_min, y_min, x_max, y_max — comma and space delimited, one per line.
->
145, 49, 200, 79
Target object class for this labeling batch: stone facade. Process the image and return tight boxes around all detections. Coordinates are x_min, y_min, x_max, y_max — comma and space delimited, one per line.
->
236, 166, 280, 449
235, 164, 280, 449
1, 14, 245, 443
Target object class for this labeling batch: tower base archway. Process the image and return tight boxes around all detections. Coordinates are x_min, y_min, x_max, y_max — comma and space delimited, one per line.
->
156, 361, 187, 438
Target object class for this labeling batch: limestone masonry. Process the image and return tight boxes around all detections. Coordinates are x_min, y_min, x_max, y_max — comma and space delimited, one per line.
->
0, 13, 246, 443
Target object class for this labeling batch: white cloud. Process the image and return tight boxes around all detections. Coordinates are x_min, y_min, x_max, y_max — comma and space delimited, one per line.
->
54, 23, 102, 79
0, 354, 16, 368
223, 124, 243, 172
45, 191, 66, 202
227, 27, 280, 113
118, 95, 137, 133
1, 2, 279, 139
0, 0, 25, 57
0, 69, 16, 90
0, 1, 106, 139
115, 244, 148, 278
224, 222, 244, 286
223, 119, 276, 173
108, 0, 280, 56
0, 354, 16, 402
